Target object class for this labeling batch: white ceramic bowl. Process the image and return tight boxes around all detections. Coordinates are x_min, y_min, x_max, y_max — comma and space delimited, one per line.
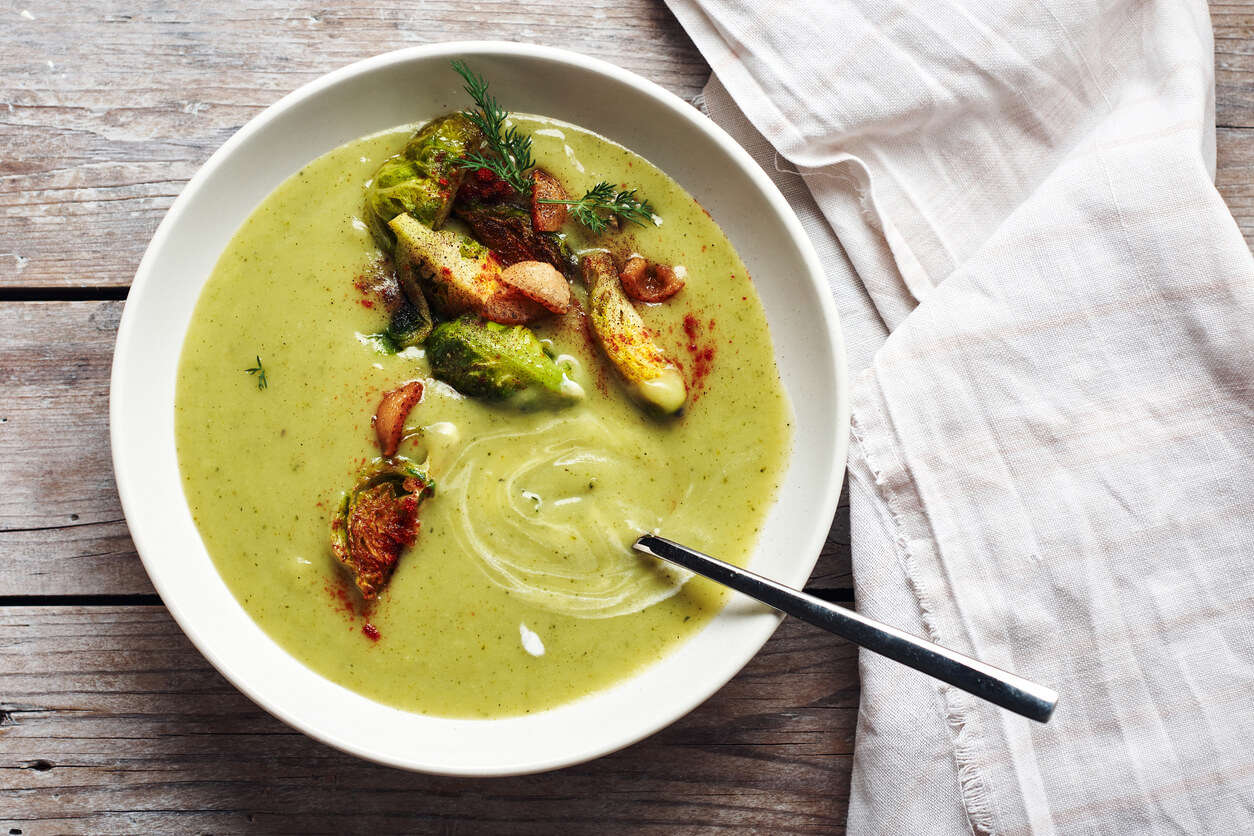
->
111, 41, 848, 776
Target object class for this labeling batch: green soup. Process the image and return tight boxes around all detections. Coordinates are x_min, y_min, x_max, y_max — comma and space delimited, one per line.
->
175, 116, 793, 717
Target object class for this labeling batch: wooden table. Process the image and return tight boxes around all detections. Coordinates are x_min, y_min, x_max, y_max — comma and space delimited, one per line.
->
2, 2, 1250, 832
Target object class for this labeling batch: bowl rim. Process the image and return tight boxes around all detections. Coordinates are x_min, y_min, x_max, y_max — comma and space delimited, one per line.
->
110, 39, 849, 775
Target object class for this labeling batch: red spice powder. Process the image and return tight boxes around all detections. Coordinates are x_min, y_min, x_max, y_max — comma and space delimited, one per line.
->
691, 347, 716, 393
324, 577, 385, 642
461, 167, 516, 202
325, 579, 358, 620
680, 313, 717, 402
353, 256, 403, 312
682, 313, 700, 342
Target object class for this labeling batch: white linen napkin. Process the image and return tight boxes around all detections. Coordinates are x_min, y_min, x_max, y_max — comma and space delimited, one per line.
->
666, 0, 1254, 832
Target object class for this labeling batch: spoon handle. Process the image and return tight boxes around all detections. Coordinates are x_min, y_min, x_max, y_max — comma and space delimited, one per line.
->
634, 535, 1058, 723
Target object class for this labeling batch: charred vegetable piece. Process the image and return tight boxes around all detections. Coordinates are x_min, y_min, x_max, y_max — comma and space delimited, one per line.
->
330, 458, 435, 599
374, 380, 424, 457
390, 213, 546, 325
384, 296, 434, 349
454, 173, 575, 275
455, 197, 573, 272
500, 260, 571, 314
365, 113, 482, 245
580, 253, 687, 415
619, 255, 686, 303
426, 315, 583, 408
530, 169, 568, 232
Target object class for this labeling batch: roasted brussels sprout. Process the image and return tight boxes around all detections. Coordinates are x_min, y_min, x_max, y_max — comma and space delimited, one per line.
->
389, 213, 545, 324
454, 197, 575, 275
330, 458, 435, 599
365, 113, 482, 245
426, 315, 583, 408
453, 168, 576, 276
580, 252, 687, 415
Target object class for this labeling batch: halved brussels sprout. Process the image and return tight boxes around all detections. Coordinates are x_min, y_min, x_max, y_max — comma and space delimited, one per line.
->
580, 252, 687, 416
330, 458, 435, 599
365, 113, 482, 246
426, 315, 583, 408
390, 213, 545, 324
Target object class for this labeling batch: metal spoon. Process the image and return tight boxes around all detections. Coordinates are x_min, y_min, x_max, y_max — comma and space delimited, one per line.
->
634, 534, 1058, 723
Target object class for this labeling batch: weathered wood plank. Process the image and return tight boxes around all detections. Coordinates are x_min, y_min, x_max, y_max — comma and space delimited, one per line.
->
0, 606, 857, 833
0, 300, 850, 596
1214, 3, 1254, 127
1217, 126, 1254, 230
0, 0, 709, 290
0, 300, 122, 534
0, 520, 146, 598
0, 301, 158, 597
1213, 3, 1254, 237
3, 2, 1253, 292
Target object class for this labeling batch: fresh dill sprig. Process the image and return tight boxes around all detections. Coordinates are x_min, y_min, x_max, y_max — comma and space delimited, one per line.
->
243, 355, 268, 390
451, 60, 533, 193
458, 148, 527, 193
538, 181, 657, 234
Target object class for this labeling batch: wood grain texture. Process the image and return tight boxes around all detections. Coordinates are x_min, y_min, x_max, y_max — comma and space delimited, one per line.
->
0, 0, 708, 290
0, 301, 119, 533
0, 301, 157, 596
0, 606, 858, 834
3, 1, 1254, 292
1214, 3, 1254, 127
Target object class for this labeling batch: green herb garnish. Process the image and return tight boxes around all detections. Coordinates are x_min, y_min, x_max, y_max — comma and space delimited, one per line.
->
243, 355, 268, 390
538, 181, 656, 234
451, 60, 534, 193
